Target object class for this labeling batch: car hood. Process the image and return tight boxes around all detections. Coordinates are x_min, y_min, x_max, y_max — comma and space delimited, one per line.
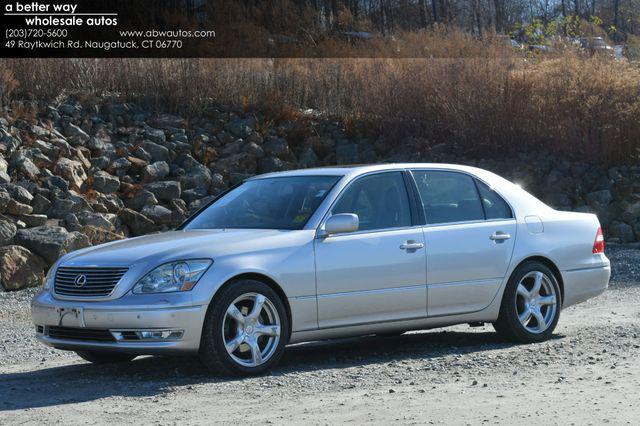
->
59, 229, 311, 267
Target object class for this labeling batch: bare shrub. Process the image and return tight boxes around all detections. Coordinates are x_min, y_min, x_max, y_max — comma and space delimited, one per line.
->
2, 47, 639, 164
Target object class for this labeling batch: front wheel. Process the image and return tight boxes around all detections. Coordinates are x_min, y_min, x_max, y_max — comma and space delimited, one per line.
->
493, 261, 561, 343
199, 280, 289, 376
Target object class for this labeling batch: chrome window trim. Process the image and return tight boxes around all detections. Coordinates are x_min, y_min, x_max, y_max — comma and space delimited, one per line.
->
316, 224, 426, 239
421, 217, 516, 229
312, 167, 518, 237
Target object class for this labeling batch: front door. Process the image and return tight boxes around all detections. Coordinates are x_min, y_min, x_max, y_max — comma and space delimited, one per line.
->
314, 171, 427, 328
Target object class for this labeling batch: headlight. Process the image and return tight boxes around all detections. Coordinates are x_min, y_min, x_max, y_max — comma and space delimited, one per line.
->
132, 260, 212, 294
43, 266, 55, 291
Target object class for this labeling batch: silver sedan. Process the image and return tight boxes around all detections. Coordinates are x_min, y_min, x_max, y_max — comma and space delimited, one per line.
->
32, 164, 611, 375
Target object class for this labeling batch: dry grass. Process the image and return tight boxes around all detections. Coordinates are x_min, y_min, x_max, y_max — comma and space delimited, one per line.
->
1, 40, 639, 164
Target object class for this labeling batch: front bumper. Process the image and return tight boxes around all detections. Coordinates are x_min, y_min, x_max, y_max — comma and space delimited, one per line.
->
31, 291, 207, 354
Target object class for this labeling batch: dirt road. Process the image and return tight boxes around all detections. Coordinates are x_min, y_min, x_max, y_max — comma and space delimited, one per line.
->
1, 246, 639, 425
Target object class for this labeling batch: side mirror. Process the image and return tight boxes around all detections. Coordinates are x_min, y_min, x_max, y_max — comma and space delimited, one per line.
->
323, 213, 359, 236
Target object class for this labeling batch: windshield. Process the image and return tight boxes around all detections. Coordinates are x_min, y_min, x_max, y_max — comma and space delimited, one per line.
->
184, 175, 341, 230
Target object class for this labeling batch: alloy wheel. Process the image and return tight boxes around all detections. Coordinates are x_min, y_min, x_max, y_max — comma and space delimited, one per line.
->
515, 271, 558, 334
222, 292, 281, 367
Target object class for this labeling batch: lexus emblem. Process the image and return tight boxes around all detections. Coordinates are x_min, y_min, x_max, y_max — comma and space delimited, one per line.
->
74, 275, 87, 287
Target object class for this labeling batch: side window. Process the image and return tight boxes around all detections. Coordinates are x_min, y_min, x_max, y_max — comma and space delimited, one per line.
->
476, 180, 513, 219
332, 172, 412, 231
412, 170, 484, 224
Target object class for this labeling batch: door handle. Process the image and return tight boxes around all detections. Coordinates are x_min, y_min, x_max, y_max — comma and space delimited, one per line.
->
400, 241, 424, 251
490, 231, 511, 242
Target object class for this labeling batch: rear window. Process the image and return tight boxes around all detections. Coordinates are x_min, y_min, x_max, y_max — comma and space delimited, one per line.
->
476, 180, 513, 220
411, 170, 484, 224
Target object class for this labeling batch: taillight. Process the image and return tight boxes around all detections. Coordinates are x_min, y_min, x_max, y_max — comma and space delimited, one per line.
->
592, 227, 605, 254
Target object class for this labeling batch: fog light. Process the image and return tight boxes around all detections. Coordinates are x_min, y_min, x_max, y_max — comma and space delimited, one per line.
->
135, 330, 184, 340
111, 329, 184, 341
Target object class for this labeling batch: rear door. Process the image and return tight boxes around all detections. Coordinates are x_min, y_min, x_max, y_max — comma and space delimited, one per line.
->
411, 170, 517, 316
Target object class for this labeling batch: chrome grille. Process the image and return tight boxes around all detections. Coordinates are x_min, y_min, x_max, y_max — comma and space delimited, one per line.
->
54, 266, 128, 297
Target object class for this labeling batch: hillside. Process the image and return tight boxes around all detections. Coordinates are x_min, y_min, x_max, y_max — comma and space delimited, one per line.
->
0, 97, 639, 291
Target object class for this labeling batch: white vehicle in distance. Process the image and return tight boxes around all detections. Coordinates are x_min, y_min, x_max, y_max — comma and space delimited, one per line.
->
32, 164, 611, 376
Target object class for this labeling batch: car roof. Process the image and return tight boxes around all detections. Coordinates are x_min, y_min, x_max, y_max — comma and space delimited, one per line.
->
249, 163, 552, 217
251, 163, 496, 182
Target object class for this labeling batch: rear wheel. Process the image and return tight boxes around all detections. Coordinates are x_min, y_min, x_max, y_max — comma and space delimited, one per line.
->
493, 261, 561, 343
75, 351, 137, 364
199, 280, 288, 376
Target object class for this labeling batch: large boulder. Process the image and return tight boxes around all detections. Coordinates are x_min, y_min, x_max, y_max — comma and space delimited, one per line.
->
0, 215, 17, 245
75, 211, 117, 231
585, 190, 613, 207
81, 225, 125, 245
63, 123, 90, 146
14, 214, 47, 227
145, 181, 181, 201
109, 158, 132, 175
258, 157, 286, 173
31, 194, 52, 215
142, 141, 170, 163
144, 125, 166, 144
335, 143, 359, 164
243, 141, 265, 159
97, 194, 124, 213
262, 136, 291, 158
48, 197, 77, 219
92, 171, 120, 194
14, 226, 90, 264
0, 189, 10, 212
0, 157, 7, 174
0, 245, 46, 291
188, 195, 216, 212
210, 153, 257, 177
181, 187, 208, 204
1, 131, 21, 155
298, 147, 318, 168
141, 205, 173, 225
118, 208, 157, 235
48, 192, 92, 219
5, 199, 33, 215
142, 161, 170, 182
608, 221, 635, 243
621, 202, 640, 223
2, 183, 33, 204
124, 189, 158, 211
43, 175, 70, 192
54, 158, 87, 190
13, 155, 40, 180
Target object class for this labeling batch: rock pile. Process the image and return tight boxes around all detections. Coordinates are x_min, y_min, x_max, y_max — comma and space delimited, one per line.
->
1, 98, 639, 291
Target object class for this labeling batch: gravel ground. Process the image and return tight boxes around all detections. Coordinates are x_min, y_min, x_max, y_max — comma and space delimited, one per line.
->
1, 246, 639, 424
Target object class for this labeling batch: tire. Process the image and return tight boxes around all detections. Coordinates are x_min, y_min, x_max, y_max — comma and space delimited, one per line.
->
75, 351, 137, 364
199, 279, 289, 376
493, 261, 561, 343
